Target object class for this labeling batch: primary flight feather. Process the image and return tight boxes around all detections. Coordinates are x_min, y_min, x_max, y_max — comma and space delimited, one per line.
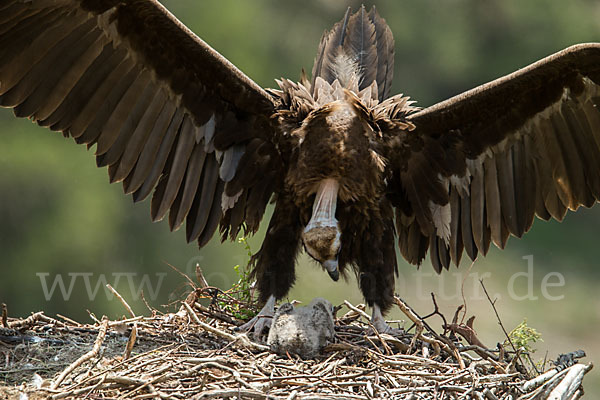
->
1, 1, 599, 334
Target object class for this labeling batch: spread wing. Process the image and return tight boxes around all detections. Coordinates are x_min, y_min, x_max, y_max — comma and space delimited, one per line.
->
387, 43, 600, 272
0, 0, 283, 246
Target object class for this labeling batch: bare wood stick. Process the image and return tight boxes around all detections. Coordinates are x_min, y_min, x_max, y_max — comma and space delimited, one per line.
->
394, 297, 455, 351
106, 284, 136, 318
343, 300, 371, 321
182, 302, 268, 352
1, 303, 7, 327
121, 370, 173, 398
392, 297, 422, 327
7, 311, 45, 329
109, 316, 144, 327
569, 389, 585, 400
393, 298, 460, 365
367, 327, 393, 356
479, 280, 527, 377
58, 343, 178, 393
482, 388, 499, 400
364, 335, 384, 355
52, 374, 108, 400
546, 363, 593, 399
37, 313, 69, 328
178, 361, 257, 380
370, 334, 409, 353
521, 368, 559, 392
195, 264, 210, 288
193, 389, 281, 399
50, 382, 108, 400
139, 290, 155, 315
337, 303, 368, 325
56, 314, 82, 326
103, 374, 149, 385
165, 261, 197, 289
194, 302, 240, 326
437, 370, 470, 386
51, 318, 110, 390
123, 323, 138, 360
394, 297, 461, 365
87, 310, 100, 324
286, 390, 298, 400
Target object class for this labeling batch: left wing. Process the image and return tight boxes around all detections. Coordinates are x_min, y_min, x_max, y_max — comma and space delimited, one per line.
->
386, 43, 600, 272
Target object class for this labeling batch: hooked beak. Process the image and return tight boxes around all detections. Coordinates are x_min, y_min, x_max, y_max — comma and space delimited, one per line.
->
323, 259, 339, 281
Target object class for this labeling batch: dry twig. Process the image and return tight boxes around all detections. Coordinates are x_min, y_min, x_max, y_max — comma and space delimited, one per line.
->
1, 303, 8, 328
51, 317, 110, 390
106, 284, 136, 318
480, 280, 528, 377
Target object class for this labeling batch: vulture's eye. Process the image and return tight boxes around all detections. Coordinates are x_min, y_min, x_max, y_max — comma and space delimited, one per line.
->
304, 244, 320, 262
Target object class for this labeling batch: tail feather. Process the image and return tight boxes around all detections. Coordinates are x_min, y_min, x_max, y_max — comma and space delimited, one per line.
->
345, 7, 377, 88
311, 5, 394, 102
311, 8, 351, 88
369, 6, 394, 100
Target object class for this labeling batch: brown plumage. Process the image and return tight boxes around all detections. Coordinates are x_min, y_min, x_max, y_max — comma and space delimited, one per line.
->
2, 1, 600, 333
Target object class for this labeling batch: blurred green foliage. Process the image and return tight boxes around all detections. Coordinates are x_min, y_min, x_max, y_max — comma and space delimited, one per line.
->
0, 0, 599, 392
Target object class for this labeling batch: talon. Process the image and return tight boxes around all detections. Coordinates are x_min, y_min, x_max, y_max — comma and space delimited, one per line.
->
371, 304, 403, 336
237, 295, 276, 340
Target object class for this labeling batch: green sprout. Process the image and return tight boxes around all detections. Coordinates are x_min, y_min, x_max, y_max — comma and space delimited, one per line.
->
218, 236, 257, 320
506, 319, 543, 354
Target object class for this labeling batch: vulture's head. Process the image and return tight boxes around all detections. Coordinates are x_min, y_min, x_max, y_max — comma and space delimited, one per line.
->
302, 218, 341, 281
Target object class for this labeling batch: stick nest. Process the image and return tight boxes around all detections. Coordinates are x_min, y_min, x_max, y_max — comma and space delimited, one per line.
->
0, 286, 592, 400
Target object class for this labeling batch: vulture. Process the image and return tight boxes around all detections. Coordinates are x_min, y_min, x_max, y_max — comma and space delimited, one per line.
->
1, 1, 600, 334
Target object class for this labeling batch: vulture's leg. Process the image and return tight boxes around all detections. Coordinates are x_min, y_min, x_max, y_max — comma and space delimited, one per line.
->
358, 213, 401, 334
371, 304, 397, 334
237, 196, 303, 339
237, 295, 276, 338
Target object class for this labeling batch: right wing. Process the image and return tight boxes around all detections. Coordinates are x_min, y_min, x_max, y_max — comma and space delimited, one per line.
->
0, 0, 284, 246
